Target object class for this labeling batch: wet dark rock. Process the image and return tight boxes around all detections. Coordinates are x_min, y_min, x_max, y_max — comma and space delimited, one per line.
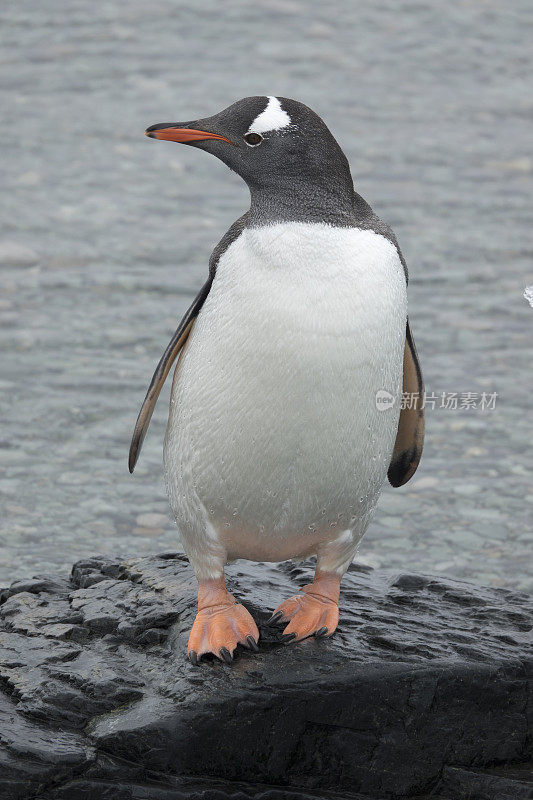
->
437, 763, 533, 799
0, 554, 531, 799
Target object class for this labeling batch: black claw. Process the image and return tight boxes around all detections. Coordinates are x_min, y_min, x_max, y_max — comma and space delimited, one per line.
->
219, 647, 233, 664
268, 611, 284, 625
246, 635, 259, 652
189, 650, 199, 666
281, 632, 297, 642
315, 627, 328, 638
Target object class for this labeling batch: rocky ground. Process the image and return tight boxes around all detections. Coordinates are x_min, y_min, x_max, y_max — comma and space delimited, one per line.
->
0, 555, 531, 799
1, 1, 532, 589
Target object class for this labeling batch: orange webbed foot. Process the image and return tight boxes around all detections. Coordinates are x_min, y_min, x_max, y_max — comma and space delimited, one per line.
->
188, 579, 259, 665
269, 572, 340, 643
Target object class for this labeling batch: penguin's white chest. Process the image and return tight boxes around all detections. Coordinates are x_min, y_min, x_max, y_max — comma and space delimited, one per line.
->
164, 223, 407, 573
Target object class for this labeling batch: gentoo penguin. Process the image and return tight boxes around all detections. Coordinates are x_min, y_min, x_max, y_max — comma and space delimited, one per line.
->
129, 96, 424, 664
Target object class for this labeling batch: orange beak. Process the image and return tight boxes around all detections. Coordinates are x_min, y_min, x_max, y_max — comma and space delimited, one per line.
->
145, 124, 232, 144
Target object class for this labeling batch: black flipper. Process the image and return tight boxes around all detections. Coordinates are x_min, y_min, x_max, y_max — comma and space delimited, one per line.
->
388, 318, 425, 487
128, 213, 248, 473
128, 278, 212, 473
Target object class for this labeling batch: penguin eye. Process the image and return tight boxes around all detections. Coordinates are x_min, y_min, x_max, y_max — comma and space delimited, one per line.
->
244, 132, 263, 147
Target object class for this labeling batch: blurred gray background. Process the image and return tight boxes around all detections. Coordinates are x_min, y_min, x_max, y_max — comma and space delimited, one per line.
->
1, 1, 531, 590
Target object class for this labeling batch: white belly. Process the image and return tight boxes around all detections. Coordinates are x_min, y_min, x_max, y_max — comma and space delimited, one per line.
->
164, 222, 407, 579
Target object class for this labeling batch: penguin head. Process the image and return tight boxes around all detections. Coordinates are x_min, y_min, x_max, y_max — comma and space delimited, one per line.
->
146, 96, 353, 199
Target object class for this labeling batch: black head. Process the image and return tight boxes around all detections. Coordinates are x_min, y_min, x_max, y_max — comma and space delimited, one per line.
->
146, 96, 357, 225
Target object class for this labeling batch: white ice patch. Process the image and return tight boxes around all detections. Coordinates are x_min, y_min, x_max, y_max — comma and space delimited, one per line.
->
524, 285, 533, 307
247, 96, 291, 134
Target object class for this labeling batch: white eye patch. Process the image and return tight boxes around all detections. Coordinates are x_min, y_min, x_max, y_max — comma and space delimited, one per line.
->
247, 96, 291, 135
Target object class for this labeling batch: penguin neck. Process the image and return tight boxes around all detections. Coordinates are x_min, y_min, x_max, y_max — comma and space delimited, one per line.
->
247, 176, 368, 228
